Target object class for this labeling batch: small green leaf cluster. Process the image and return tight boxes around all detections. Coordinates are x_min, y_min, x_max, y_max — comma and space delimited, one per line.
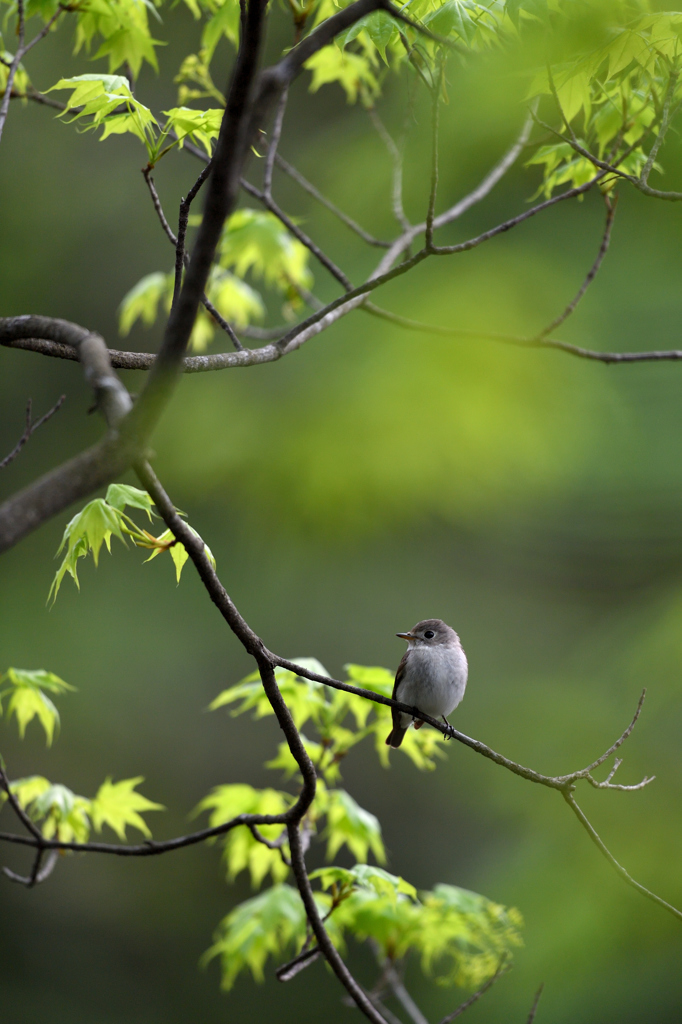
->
0, 668, 75, 745
0, 667, 164, 841
2, 774, 163, 842
49, 484, 215, 601
526, 6, 682, 195
118, 209, 312, 350
202, 659, 522, 991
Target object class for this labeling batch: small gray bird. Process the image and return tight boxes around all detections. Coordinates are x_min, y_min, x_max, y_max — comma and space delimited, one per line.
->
385, 618, 468, 748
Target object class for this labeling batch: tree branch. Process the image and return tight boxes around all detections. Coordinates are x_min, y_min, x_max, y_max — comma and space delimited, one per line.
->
526, 984, 544, 1024
0, 395, 65, 470
368, 106, 411, 235
274, 154, 391, 247
437, 960, 509, 1023
537, 195, 616, 337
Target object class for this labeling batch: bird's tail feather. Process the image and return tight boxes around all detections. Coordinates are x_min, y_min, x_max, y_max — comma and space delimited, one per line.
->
385, 724, 407, 748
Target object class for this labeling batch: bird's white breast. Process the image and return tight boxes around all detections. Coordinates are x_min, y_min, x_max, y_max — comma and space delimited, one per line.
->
396, 643, 468, 726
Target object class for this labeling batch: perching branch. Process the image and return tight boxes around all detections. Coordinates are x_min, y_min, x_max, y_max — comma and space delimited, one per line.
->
0, 395, 65, 470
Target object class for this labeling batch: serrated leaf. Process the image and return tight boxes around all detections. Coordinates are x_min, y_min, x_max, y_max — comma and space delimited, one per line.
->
202, 884, 306, 989
324, 788, 385, 864
90, 776, 164, 839
119, 272, 172, 335
0, 668, 75, 745
49, 498, 127, 603
30, 782, 91, 842
310, 863, 416, 902
218, 210, 313, 294
195, 783, 291, 886
105, 484, 155, 518
305, 46, 379, 104
48, 74, 158, 149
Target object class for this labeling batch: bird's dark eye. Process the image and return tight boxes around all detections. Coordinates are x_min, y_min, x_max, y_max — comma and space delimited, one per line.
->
424, 630, 435, 639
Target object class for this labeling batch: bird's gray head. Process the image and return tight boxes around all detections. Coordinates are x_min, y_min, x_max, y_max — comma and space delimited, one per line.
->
396, 618, 459, 648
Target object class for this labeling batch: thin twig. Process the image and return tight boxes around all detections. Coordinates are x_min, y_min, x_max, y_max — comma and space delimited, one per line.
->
641, 70, 678, 186
142, 166, 243, 350
562, 790, 682, 921
0, 395, 65, 469
174, 160, 213, 306
382, 960, 429, 1024
248, 822, 291, 866
425, 65, 442, 250
526, 984, 544, 1024
538, 196, 616, 337
264, 87, 288, 196
0, 2, 65, 144
276, 945, 322, 981
368, 106, 411, 234
274, 155, 391, 247
437, 961, 509, 1023
242, 177, 353, 290
142, 168, 178, 245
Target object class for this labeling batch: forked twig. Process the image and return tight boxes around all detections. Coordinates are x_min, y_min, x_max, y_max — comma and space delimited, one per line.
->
0, 395, 65, 469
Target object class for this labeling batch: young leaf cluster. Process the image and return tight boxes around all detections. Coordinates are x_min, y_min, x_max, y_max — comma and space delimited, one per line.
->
1, 773, 163, 841
0, 668, 75, 745
119, 209, 313, 350
202, 659, 522, 991
0, 666, 164, 841
49, 483, 215, 600
526, 5, 682, 195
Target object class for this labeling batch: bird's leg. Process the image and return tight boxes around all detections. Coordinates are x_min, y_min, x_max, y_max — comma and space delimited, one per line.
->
442, 715, 455, 740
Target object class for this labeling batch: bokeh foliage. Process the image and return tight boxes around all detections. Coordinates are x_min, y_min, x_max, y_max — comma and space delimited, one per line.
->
2, 0, 682, 1021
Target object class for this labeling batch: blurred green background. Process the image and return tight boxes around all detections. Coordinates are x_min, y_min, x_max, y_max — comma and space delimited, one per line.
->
2, 8, 682, 1022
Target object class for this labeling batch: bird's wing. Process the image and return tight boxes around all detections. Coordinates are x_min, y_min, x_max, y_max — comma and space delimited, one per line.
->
390, 652, 409, 729
391, 651, 409, 700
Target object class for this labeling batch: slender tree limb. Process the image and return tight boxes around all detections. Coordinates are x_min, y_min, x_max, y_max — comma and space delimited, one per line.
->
142, 168, 177, 245
276, 945, 322, 982
641, 71, 678, 186
0, 395, 65, 470
132, 458, 387, 1024
264, 87, 288, 195
562, 790, 682, 922
173, 160, 213, 307
368, 106, 411, 234
142, 167, 244, 350
273, 154, 391, 247
0, 316, 131, 427
437, 961, 509, 1023
532, 112, 682, 201
241, 178, 353, 290
526, 984, 544, 1024
538, 196, 616, 337
425, 67, 442, 250
288, 821, 388, 1024
382, 960, 429, 1024
377, 109, 535, 271
0, 764, 45, 842
0, 2, 64, 145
